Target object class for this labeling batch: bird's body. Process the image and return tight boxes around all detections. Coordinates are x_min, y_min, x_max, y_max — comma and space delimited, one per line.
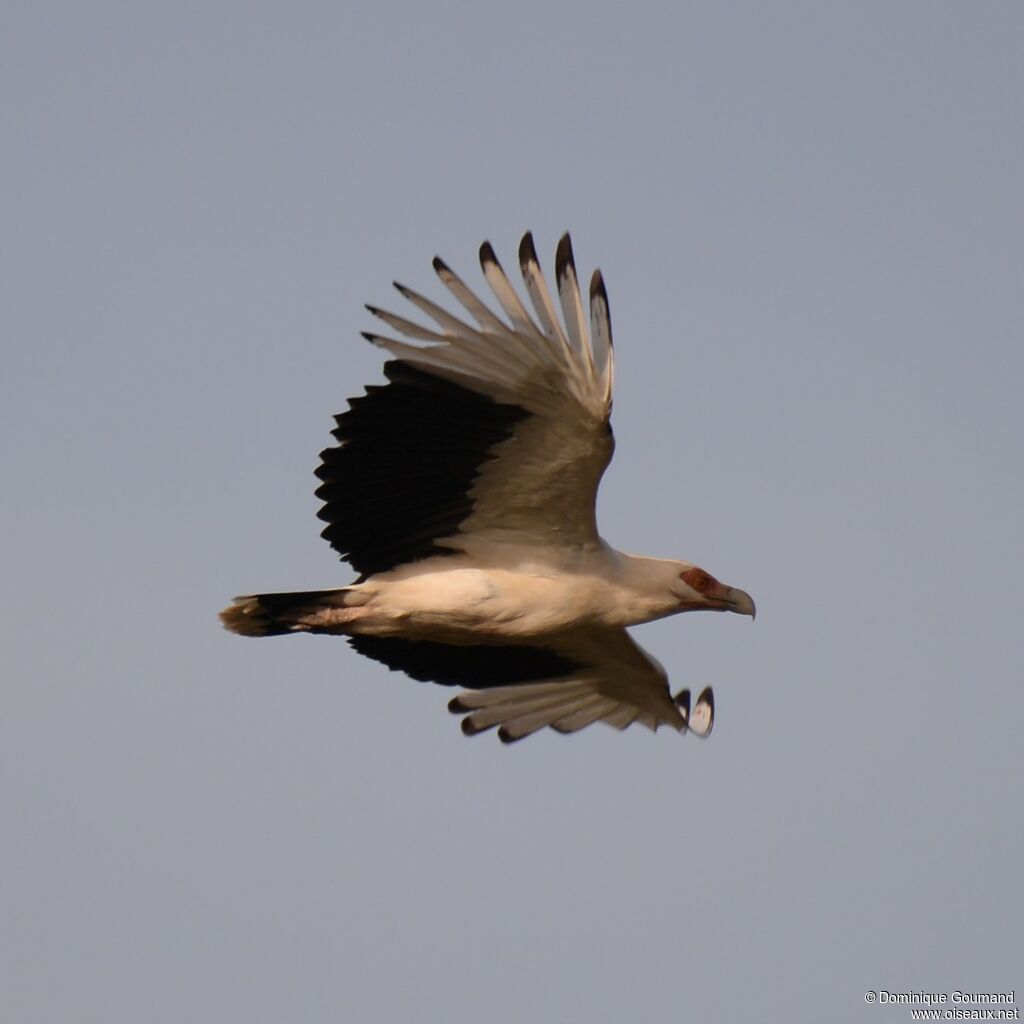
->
236, 549, 699, 639
221, 232, 754, 742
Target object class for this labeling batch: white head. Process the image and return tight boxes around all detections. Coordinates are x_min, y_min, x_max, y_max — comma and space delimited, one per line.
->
618, 554, 756, 624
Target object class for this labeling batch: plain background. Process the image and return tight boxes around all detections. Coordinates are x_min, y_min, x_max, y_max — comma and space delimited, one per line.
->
3, 3, 1021, 1022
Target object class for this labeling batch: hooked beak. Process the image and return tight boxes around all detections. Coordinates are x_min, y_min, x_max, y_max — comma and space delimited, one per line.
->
724, 587, 756, 619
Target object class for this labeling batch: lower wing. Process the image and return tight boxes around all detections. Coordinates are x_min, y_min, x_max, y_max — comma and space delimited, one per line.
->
350, 627, 714, 743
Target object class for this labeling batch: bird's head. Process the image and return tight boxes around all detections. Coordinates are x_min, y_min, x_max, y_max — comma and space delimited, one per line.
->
671, 563, 756, 618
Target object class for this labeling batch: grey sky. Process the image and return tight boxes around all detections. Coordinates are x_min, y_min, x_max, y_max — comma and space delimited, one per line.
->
3, 3, 1021, 1022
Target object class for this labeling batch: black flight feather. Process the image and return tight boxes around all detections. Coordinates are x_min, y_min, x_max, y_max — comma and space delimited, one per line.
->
348, 635, 583, 688
315, 360, 528, 577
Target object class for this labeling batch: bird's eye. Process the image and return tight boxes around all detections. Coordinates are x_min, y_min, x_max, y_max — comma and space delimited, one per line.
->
681, 567, 713, 592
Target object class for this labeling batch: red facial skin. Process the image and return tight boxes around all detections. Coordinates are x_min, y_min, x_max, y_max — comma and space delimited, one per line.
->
679, 566, 734, 610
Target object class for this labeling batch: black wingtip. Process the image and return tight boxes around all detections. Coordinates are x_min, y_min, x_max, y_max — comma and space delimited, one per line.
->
589, 269, 613, 349
432, 255, 450, 276
359, 331, 379, 344
479, 240, 498, 269
518, 231, 538, 271
461, 717, 492, 737
555, 233, 575, 284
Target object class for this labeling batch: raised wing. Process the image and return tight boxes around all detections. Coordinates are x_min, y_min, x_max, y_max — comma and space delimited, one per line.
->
348, 627, 714, 743
315, 233, 615, 578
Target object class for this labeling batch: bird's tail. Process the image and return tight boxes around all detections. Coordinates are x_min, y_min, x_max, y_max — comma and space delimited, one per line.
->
219, 589, 355, 637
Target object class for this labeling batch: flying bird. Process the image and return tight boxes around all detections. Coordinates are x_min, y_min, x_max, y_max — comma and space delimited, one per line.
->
220, 232, 755, 742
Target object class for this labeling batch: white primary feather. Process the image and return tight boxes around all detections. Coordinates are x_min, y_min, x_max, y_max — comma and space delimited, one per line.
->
364, 233, 615, 552
448, 629, 687, 743
367, 232, 611, 420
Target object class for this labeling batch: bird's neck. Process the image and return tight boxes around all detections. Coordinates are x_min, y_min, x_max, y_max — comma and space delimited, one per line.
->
602, 550, 686, 627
